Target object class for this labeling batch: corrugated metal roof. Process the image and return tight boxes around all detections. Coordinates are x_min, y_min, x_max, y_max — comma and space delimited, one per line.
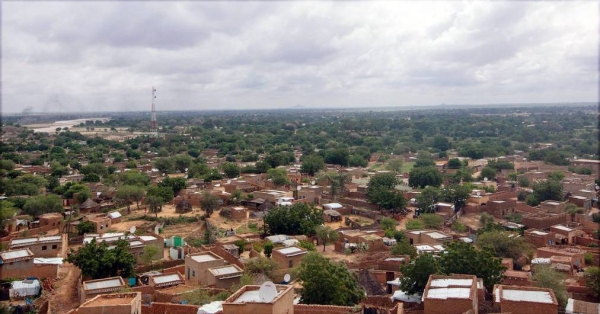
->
33, 258, 63, 265
426, 288, 471, 300
210, 265, 242, 276
191, 254, 218, 263
1, 249, 33, 261
502, 289, 554, 304
276, 247, 306, 256
84, 278, 124, 291
152, 274, 182, 284
430, 279, 473, 288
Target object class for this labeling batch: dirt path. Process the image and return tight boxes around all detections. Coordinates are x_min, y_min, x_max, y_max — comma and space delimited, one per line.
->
50, 262, 80, 314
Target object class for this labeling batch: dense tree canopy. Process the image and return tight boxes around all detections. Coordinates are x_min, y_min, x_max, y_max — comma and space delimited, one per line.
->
264, 203, 323, 236
66, 239, 136, 279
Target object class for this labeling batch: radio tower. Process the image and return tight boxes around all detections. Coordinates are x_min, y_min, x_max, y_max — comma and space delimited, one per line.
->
150, 86, 158, 141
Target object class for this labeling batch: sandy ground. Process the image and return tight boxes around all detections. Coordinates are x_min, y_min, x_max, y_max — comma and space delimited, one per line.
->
49, 262, 80, 314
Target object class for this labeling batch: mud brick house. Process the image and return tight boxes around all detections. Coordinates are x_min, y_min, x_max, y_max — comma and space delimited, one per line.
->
540, 201, 567, 214
206, 264, 244, 289
502, 270, 531, 286
272, 246, 308, 269
184, 252, 227, 286
493, 285, 558, 314
79, 276, 127, 304
524, 229, 557, 247
521, 212, 567, 229
486, 200, 517, 218
0, 249, 34, 279
149, 272, 185, 289
222, 284, 294, 314
569, 159, 600, 174
407, 230, 452, 245
297, 185, 323, 205
37, 213, 64, 229
67, 292, 141, 314
85, 216, 112, 233
423, 274, 478, 314
549, 224, 585, 245
9, 235, 66, 257
536, 246, 586, 268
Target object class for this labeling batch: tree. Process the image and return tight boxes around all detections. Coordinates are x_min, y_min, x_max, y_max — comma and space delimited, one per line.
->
200, 191, 220, 218
267, 168, 291, 187
476, 231, 533, 265
432, 135, 450, 151
414, 151, 435, 168
400, 253, 441, 295
415, 186, 440, 214
532, 180, 563, 203
140, 245, 162, 265
348, 155, 367, 167
439, 184, 471, 211
566, 203, 583, 222
319, 172, 350, 201
478, 166, 497, 181
245, 256, 278, 278
367, 172, 406, 212
66, 239, 136, 279
0, 201, 16, 236
23, 194, 63, 217
547, 171, 565, 182
76, 221, 96, 235
221, 162, 240, 178
298, 252, 364, 305
117, 185, 146, 214
146, 195, 164, 217
263, 242, 274, 258
584, 266, 600, 298
380, 217, 398, 231
420, 214, 443, 229
301, 154, 325, 176
315, 225, 339, 252
187, 163, 210, 178
479, 212, 495, 227
532, 265, 567, 307
158, 176, 187, 195
390, 240, 417, 258
147, 186, 174, 203
173, 154, 193, 173
154, 157, 174, 174
385, 157, 404, 173
408, 167, 442, 188
439, 242, 505, 291
264, 203, 324, 236
447, 158, 462, 169
405, 219, 424, 230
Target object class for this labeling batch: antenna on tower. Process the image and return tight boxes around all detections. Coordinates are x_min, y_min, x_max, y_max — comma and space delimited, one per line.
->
150, 86, 158, 142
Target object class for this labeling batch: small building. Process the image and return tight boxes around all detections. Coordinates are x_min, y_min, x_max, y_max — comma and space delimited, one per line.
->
230, 206, 248, 220
549, 224, 584, 245
486, 200, 517, 219
423, 274, 478, 314
0, 249, 35, 280
37, 213, 64, 229
222, 284, 295, 314
207, 264, 244, 289
271, 246, 308, 269
80, 276, 126, 304
184, 251, 227, 286
9, 235, 65, 258
149, 272, 185, 289
407, 230, 452, 245
85, 216, 112, 233
565, 298, 600, 314
415, 244, 446, 255
540, 201, 566, 214
524, 229, 556, 247
79, 198, 100, 213
493, 285, 558, 314
322, 203, 344, 211
502, 270, 531, 286
106, 211, 122, 224
69, 292, 141, 314
323, 209, 342, 222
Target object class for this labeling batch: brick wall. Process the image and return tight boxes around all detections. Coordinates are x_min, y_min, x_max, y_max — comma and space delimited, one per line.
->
134, 259, 185, 273
339, 197, 380, 211
294, 304, 358, 314
515, 202, 539, 214
463, 204, 482, 215
521, 214, 567, 229
488, 191, 519, 201
142, 302, 200, 314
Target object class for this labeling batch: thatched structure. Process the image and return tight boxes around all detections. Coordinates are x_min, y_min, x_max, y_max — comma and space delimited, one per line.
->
175, 199, 192, 213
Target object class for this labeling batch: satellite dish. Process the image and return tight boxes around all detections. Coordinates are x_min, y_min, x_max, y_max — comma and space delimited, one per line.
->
484, 177, 488, 182
227, 180, 231, 184
311, 181, 315, 185
130, 226, 136, 234
284, 274, 291, 282
297, 186, 302, 191
258, 281, 277, 302
476, 191, 480, 196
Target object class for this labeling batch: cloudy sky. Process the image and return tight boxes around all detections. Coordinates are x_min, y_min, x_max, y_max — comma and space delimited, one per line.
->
2, 1, 597, 113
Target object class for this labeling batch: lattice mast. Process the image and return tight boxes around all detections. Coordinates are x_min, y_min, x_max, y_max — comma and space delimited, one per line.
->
150, 86, 158, 139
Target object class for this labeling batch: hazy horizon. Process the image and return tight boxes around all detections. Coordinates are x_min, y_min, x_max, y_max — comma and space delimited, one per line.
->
2, 1, 598, 114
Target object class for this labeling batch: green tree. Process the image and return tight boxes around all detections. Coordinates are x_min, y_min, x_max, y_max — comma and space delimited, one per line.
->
200, 191, 220, 218
263, 242, 274, 259
547, 171, 565, 182
146, 195, 164, 217
315, 225, 339, 252
188, 163, 210, 178
405, 219, 424, 230
267, 168, 291, 187
420, 214, 443, 229
66, 239, 136, 279
432, 135, 450, 151
117, 185, 147, 214
380, 217, 398, 231
415, 186, 440, 214
532, 265, 567, 307
0, 201, 17, 236
478, 166, 497, 181
385, 157, 404, 173
408, 167, 443, 188
479, 212, 495, 227
390, 240, 417, 258
158, 176, 187, 195
400, 253, 441, 295
301, 154, 325, 176
298, 252, 364, 306
264, 203, 324, 236
532, 180, 563, 203
140, 245, 162, 265
221, 162, 241, 179
76, 221, 96, 235
439, 242, 506, 291
584, 266, 600, 298
173, 154, 193, 173
319, 172, 350, 201
23, 194, 63, 217
245, 255, 278, 278
447, 158, 462, 169
476, 231, 533, 264
147, 186, 174, 203
154, 157, 175, 174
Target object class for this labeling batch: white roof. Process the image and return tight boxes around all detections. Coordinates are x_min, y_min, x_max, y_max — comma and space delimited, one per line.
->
276, 247, 306, 256
232, 290, 281, 304
501, 289, 554, 304
1, 249, 33, 260
459, 237, 473, 243
282, 239, 300, 247
139, 236, 158, 242
531, 230, 549, 236
545, 201, 561, 206
531, 258, 551, 264
426, 288, 471, 300
210, 265, 242, 276
152, 274, 182, 284
427, 232, 450, 239
266, 235, 288, 244
191, 254, 218, 263
390, 290, 421, 303
323, 203, 343, 209
552, 225, 573, 232
107, 211, 122, 218
11, 235, 62, 246
384, 257, 405, 262
84, 278, 124, 291
33, 258, 63, 265
430, 279, 473, 288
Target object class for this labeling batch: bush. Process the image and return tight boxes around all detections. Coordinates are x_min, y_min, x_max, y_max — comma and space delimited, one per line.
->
298, 240, 316, 251
451, 221, 467, 233
405, 219, 424, 230
420, 214, 443, 230
585, 252, 593, 264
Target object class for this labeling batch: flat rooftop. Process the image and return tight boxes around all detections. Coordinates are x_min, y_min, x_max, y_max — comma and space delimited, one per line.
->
275, 246, 306, 256
152, 273, 183, 285
191, 253, 219, 263
83, 277, 125, 291
430, 278, 473, 288
426, 288, 471, 300
82, 292, 140, 307
500, 289, 554, 304
209, 265, 243, 277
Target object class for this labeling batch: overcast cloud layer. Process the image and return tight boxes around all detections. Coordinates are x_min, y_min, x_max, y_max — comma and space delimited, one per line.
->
2, 1, 597, 113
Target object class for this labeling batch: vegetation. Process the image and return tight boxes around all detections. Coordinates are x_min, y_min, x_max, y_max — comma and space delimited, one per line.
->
476, 231, 533, 266
584, 266, 600, 298
66, 239, 136, 279
298, 252, 364, 306
315, 225, 339, 252
532, 265, 567, 307
366, 172, 407, 213
264, 203, 324, 236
